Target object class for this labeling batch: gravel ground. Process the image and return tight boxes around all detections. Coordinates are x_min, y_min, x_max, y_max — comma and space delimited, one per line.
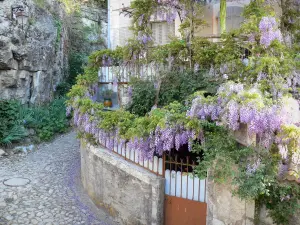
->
0, 131, 118, 225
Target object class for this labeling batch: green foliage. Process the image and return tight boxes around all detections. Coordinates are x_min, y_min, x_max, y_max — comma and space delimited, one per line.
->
220, 0, 226, 34
28, 17, 36, 26
193, 122, 252, 182
68, 52, 86, 85
54, 18, 62, 52
66, 1, 300, 224
102, 89, 114, 99
192, 38, 218, 68
262, 182, 300, 225
55, 82, 72, 97
55, 52, 87, 97
89, 47, 124, 67
0, 100, 27, 146
24, 98, 70, 141
126, 70, 220, 116
0, 98, 70, 145
158, 70, 220, 106
58, 0, 81, 13
58, 0, 107, 13
33, 0, 46, 8
126, 78, 156, 116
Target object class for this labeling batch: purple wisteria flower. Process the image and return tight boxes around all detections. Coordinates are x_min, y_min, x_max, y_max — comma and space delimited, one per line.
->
66, 106, 72, 116
137, 31, 152, 45
259, 17, 282, 47
246, 158, 261, 175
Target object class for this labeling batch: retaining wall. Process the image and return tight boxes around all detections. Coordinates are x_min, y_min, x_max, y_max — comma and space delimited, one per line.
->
80, 140, 165, 225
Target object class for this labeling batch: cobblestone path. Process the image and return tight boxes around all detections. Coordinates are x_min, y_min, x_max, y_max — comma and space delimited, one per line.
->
0, 131, 118, 225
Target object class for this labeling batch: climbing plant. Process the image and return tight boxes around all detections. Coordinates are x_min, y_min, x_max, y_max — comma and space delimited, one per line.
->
67, 0, 300, 224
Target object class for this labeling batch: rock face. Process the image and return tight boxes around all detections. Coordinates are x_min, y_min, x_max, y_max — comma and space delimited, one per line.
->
68, 2, 107, 56
0, 0, 69, 104
0, 0, 107, 104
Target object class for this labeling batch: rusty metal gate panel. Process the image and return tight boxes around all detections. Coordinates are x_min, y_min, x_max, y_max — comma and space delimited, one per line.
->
164, 195, 207, 225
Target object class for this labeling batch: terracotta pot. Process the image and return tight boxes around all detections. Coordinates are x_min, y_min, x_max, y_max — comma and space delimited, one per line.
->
104, 99, 112, 108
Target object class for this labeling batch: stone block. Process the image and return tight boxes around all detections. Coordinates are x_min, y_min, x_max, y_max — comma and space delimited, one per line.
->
0, 70, 18, 88
233, 123, 256, 147
281, 97, 300, 124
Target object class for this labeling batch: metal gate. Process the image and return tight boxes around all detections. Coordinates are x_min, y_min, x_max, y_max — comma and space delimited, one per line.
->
163, 153, 207, 225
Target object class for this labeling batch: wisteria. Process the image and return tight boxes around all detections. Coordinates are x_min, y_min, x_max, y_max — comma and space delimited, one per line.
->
102, 54, 112, 66
259, 17, 282, 47
137, 31, 152, 45
187, 81, 297, 151
246, 158, 261, 175
227, 100, 239, 130
71, 106, 200, 161
187, 96, 221, 121
66, 106, 72, 117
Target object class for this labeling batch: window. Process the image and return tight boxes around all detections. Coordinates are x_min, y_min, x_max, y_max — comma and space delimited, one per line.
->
151, 21, 175, 45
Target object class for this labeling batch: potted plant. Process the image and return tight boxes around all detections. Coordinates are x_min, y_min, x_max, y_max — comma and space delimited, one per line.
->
102, 89, 114, 108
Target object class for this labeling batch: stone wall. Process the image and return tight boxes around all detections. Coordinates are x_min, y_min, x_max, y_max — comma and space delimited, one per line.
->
0, 0, 107, 104
206, 178, 255, 225
80, 140, 165, 225
0, 0, 69, 104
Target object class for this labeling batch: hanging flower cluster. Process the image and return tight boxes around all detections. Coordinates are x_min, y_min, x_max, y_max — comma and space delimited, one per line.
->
259, 17, 283, 47
187, 82, 296, 149
102, 54, 113, 66
155, 0, 181, 23
137, 31, 152, 45
68, 99, 201, 161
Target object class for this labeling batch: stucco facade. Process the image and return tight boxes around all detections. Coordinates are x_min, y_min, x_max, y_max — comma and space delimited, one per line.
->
108, 0, 250, 48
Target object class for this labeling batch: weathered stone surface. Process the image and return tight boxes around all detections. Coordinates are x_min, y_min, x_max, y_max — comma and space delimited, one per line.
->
0, 36, 18, 70
0, 0, 107, 104
206, 176, 255, 225
81, 140, 165, 225
0, 0, 69, 104
0, 149, 6, 157
281, 97, 300, 124
3, 178, 30, 187
233, 123, 256, 147
0, 132, 117, 224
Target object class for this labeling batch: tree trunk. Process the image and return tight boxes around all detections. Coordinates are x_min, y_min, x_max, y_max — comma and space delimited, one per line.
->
220, 0, 226, 34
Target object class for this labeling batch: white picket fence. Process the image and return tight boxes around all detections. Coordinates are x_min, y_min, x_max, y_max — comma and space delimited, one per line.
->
110, 140, 206, 203
113, 143, 164, 175
98, 64, 169, 83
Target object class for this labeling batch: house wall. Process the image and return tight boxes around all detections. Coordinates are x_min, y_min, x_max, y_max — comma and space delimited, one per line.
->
109, 0, 133, 49
109, 0, 251, 48
80, 140, 165, 225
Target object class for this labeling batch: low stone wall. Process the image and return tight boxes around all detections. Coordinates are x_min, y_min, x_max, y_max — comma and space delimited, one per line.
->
206, 179, 255, 225
80, 140, 165, 225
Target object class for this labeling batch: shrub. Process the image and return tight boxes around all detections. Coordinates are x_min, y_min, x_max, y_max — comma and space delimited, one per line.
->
24, 98, 70, 141
126, 78, 156, 116
0, 100, 27, 146
55, 82, 72, 97
126, 70, 221, 116
158, 70, 220, 106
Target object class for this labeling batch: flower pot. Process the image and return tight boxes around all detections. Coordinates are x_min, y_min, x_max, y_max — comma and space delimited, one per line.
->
104, 99, 112, 108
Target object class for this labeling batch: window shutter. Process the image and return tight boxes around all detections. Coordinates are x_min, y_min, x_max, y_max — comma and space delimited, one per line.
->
151, 22, 175, 45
